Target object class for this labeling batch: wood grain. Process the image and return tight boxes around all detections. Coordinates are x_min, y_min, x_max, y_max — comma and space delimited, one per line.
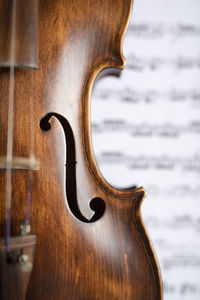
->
0, 0, 163, 299
0, 0, 38, 68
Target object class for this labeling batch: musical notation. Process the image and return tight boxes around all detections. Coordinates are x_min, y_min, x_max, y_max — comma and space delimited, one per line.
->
179, 283, 200, 296
163, 254, 200, 270
164, 281, 200, 296
145, 184, 200, 197
92, 88, 200, 105
127, 22, 200, 39
92, 120, 200, 137
145, 215, 200, 232
126, 54, 200, 72
96, 152, 200, 172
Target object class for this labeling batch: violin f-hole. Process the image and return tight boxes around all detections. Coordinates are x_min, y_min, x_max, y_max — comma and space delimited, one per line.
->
40, 112, 105, 223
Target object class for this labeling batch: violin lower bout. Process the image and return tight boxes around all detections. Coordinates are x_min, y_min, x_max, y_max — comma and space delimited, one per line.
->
26, 190, 161, 300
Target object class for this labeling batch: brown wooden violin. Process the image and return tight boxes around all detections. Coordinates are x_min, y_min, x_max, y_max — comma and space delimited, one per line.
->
0, 0, 163, 299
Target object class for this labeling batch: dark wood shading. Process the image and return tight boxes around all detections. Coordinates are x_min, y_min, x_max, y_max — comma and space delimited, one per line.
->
0, 0, 38, 68
0, 0, 163, 299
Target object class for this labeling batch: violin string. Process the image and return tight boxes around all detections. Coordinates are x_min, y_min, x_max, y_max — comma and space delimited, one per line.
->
6, 0, 16, 253
25, 70, 35, 226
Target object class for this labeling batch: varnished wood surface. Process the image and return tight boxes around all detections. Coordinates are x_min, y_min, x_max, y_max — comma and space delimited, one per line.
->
0, 0, 38, 68
0, 0, 163, 299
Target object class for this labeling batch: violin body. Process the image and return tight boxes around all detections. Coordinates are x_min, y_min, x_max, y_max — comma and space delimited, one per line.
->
0, 0, 162, 299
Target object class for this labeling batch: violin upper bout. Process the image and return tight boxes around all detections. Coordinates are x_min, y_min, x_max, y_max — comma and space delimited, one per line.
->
111, 0, 134, 68
96, 0, 134, 69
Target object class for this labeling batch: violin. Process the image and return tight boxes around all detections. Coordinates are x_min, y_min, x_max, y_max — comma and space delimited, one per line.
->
0, 0, 163, 299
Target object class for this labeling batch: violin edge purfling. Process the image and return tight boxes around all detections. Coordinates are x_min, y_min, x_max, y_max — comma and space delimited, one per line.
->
81, 0, 163, 297
0, 0, 163, 299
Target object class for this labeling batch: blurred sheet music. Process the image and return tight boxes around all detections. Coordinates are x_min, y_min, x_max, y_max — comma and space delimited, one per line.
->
91, 0, 200, 299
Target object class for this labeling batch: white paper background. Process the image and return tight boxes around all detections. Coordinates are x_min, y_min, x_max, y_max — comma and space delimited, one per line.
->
91, 0, 200, 299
